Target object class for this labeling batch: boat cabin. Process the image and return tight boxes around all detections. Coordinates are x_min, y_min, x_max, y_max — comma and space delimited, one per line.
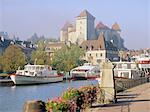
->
113, 61, 141, 79
16, 65, 52, 76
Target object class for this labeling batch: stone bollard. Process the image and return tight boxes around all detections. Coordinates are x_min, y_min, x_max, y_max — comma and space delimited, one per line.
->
23, 100, 46, 112
99, 61, 116, 103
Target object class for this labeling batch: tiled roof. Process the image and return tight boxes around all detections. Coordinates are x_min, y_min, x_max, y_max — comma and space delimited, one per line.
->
61, 22, 73, 31
96, 22, 109, 29
77, 10, 95, 19
112, 22, 121, 31
80, 33, 118, 51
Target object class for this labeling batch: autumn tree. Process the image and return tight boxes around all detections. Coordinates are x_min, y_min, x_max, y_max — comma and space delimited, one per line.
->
1, 45, 26, 72
51, 44, 85, 73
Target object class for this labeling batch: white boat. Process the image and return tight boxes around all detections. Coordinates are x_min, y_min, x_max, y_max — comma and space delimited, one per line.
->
70, 63, 101, 80
133, 53, 150, 77
10, 64, 64, 85
113, 61, 141, 79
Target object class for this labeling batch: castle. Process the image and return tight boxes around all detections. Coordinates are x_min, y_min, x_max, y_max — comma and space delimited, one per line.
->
60, 10, 126, 50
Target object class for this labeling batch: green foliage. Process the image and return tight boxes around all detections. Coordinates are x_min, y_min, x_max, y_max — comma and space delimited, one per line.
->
62, 88, 81, 101
0, 55, 3, 72
31, 40, 50, 65
51, 44, 85, 73
46, 97, 69, 112
46, 85, 99, 112
1, 45, 26, 72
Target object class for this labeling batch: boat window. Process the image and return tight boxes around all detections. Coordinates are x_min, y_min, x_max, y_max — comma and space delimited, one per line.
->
118, 64, 122, 68
122, 64, 127, 69
30, 72, 34, 75
127, 64, 131, 69
131, 64, 136, 69
122, 72, 129, 78
36, 66, 40, 70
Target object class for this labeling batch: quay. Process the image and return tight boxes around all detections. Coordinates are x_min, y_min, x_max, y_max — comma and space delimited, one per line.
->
88, 82, 150, 112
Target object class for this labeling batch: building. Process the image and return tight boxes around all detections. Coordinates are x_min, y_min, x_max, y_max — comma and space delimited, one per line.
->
60, 10, 126, 50
95, 22, 126, 50
0, 36, 36, 60
60, 10, 96, 45
45, 41, 68, 61
80, 33, 119, 65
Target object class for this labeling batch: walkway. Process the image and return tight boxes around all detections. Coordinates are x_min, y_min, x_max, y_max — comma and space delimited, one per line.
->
88, 83, 150, 112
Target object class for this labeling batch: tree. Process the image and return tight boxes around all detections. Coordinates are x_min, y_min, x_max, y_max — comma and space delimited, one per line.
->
2, 45, 26, 72
51, 44, 85, 73
0, 54, 3, 72
31, 40, 50, 65
27, 33, 39, 44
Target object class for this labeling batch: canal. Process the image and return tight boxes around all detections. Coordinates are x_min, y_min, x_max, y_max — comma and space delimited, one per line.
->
0, 80, 98, 112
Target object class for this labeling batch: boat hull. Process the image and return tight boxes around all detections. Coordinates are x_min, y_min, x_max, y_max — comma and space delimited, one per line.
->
10, 75, 63, 85
71, 74, 99, 80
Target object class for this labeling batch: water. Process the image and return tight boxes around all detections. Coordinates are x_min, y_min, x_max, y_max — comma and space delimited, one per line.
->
0, 80, 98, 112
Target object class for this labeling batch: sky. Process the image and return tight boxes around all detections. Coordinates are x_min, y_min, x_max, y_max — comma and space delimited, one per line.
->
0, 0, 149, 49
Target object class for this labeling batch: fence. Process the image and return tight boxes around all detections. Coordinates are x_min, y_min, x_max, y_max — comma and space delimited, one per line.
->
115, 77, 149, 92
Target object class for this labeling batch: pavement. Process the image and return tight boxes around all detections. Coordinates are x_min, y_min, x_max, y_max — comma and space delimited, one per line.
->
88, 83, 150, 112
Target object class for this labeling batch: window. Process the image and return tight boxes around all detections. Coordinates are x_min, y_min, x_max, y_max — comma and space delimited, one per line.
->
96, 53, 98, 57
100, 53, 103, 57
100, 45, 101, 49
86, 46, 88, 50
91, 46, 94, 50
89, 54, 91, 56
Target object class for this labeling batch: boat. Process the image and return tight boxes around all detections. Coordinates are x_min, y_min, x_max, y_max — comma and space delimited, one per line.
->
10, 64, 64, 85
133, 53, 150, 77
0, 72, 14, 86
70, 63, 101, 80
113, 61, 141, 79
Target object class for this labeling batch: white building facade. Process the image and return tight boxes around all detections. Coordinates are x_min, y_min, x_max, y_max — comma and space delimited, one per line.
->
60, 10, 96, 45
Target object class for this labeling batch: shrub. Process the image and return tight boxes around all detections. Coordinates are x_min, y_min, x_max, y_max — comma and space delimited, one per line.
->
46, 85, 100, 112
46, 97, 69, 112
78, 86, 98, 109
62, 88, 81, 100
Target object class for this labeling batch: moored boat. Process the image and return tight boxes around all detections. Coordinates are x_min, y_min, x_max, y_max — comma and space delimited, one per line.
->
70, 63, 101, 80
10, 64, 64, 85
113, 61, 141, 79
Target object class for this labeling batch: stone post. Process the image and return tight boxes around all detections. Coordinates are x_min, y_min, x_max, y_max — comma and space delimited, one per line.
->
99, 61, 116, 103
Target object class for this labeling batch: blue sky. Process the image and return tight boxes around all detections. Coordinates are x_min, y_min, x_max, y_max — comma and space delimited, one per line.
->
0, 0, 149, 49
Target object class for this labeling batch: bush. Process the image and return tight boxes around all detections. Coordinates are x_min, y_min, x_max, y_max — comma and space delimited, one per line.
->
78, 86, 98, 109
46, 85, 100, 112
62, 88, 81, 100
46, 97, 69, 112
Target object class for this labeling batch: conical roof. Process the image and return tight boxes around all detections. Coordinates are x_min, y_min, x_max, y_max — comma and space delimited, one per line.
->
96, 22, 109, 29
112, 22, 121, 31
77, 10, 95, 19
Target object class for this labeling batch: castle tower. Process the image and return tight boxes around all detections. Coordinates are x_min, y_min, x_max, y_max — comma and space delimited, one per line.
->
112, 22, 121, 34
75, 10, 96, 43
60, 22, 72, 42
111, 22, 125, 50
